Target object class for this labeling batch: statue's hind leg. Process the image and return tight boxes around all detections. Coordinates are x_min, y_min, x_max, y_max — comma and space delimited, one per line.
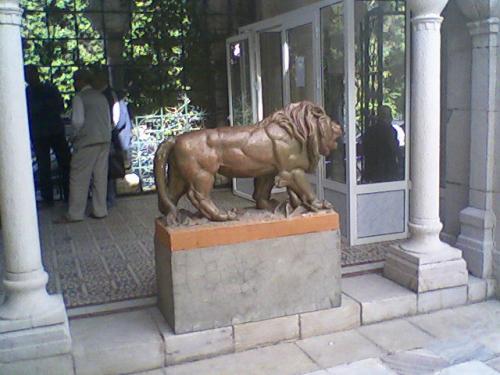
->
253, 175, 277, 210
167, 162, 188, 206
187, 171, 236, 221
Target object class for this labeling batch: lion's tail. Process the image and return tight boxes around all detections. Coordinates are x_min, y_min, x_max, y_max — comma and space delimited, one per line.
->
154, 138, 177, 216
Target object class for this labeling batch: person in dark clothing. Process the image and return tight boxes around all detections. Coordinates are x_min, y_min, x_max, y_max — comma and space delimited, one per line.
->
25, 65, 71, 204
362, 105, 401, 183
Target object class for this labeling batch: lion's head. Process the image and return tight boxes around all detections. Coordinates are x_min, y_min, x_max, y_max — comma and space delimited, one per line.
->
262, 101, 342, 173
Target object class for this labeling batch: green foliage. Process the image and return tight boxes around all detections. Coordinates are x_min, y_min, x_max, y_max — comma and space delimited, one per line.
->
20, 0, 190, 113
355, 0, 406, 133
123, 0, 191, 114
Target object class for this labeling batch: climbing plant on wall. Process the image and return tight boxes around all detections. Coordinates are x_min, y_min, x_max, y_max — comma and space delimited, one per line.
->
20, 0, 191, 114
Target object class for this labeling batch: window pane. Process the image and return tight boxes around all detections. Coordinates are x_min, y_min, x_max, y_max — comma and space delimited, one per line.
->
76, 13, 101, 39
23, 12, 48, 39
77, 39, 106, 65
321, 3, 345, 183
21, 0, 46, 11
288, 23, 314, 103
260, 31, 283, 117
23, 39, 44, 65
51, 66, 78, 104
50, 39, 78, 66
355, 0, 406, 184
229, 40, 253, 126
48, 12, 76, 39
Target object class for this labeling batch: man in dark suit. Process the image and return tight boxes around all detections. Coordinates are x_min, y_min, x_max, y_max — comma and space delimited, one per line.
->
25, 65, 71, 204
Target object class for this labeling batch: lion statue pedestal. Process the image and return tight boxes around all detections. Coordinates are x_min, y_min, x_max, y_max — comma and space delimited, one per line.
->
154, 210, 342, 334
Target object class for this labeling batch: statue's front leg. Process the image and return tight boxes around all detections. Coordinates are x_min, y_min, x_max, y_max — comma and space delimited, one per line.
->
285, 169, 330, 211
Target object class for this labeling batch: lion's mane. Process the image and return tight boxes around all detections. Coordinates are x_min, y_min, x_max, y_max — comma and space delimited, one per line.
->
256, 101, 326, 173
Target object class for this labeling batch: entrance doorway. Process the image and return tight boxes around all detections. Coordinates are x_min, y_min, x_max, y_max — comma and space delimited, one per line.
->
226, 0, 408, 245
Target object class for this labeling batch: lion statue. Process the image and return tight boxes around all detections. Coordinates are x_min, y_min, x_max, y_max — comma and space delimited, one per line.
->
154, 101, 342, 222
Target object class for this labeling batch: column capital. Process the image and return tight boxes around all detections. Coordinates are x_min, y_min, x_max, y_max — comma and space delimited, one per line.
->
468, 16, 500, 32
0, 0, 22, 26
412, 16, 443, 32
457, 0, 500, 21
408, 0, 449, 18
467, 17, 500, 47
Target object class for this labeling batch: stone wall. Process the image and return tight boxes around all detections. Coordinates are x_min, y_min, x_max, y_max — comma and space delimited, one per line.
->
440, 2, 472, 240
494, 11, 500, 293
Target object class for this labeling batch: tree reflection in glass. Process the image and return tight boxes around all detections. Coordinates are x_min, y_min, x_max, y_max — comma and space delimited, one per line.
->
355, 0, 406, 184
321, 3, 346, 183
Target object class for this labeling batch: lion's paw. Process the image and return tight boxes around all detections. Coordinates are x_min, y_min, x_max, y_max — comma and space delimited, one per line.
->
227, 210, 238, 220
321, 200, 333, 210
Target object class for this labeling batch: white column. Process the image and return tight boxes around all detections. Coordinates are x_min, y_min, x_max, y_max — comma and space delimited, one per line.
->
403, 0, 449, 254
456, 0, 499, 279
384, 0, 469, 295
0, 0, 70, 367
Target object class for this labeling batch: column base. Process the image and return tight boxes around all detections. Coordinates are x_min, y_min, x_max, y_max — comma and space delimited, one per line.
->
384, 243, 468, 293
456, 207, 495, 278
0, 295, 71, 366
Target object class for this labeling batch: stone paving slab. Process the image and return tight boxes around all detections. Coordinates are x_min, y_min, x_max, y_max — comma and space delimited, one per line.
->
381, 348, 450, 375
407, 301, 500, 340
0, 354, 74, 375
165, 343, 319, 375
325, 358, 397, 375
487, 357, 500, 372
135, 370, 166, 375
358, 319, 434, 353
427, 337, 496, 365
436, 360, 500, 374
479, 332, 500, 355
70, 309, 164, 375
296, 330, 386, 368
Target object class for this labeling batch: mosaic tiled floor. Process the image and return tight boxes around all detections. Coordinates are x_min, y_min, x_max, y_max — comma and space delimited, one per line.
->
0, 190, 393, 308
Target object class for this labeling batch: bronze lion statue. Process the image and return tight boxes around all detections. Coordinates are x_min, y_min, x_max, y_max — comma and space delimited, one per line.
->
154, 101, 342, 221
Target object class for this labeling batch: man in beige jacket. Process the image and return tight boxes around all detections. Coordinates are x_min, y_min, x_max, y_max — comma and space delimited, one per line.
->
56, 70, 111, 222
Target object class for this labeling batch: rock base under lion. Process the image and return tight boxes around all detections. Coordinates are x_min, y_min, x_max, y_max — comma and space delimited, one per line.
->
154, 210, 341, 334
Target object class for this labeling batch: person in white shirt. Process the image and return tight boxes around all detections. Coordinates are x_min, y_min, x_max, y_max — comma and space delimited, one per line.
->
92, 69, 123, 207
55, 70, 111, 223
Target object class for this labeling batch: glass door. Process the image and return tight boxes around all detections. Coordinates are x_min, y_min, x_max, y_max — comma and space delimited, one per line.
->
257, 28, 284, 120
226, 35, 256, 199
282, 12, 321, 195
346, 0, 409, 244
320, 1, 349, 236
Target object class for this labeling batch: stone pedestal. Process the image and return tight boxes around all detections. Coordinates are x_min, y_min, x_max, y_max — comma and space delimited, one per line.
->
155, 212, 341, 334
384, 246, 468, 293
